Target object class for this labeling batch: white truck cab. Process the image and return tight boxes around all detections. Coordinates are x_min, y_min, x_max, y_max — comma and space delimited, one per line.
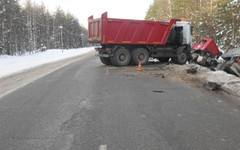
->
175, 21, 193, 45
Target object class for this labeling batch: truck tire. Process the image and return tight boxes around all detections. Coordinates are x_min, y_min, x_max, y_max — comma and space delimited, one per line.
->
112, 47, 131, 66
100, 57, 112, 65
131, 48, 149, 65
174, 50, 188, 64
110, 57, 116, 66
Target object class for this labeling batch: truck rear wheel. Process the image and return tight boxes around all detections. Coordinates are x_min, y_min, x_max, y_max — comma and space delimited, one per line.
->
131, 48, 149, 65
110, 57, 116, 66
112, 47, 131, 67
174, 50, 188, 64
100, 57, 112, 65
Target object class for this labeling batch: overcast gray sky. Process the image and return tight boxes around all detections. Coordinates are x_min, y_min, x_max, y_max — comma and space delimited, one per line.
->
20, 0, 154, 28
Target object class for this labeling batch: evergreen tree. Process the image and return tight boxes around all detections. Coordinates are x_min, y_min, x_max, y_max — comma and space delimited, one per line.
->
145, 0, 172, 21
145, 0, 239, 49
0, 0, 87, 55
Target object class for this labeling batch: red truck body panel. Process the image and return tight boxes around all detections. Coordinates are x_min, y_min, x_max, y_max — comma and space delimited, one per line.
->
192, 38, 220, 56
88, 12, 180, 45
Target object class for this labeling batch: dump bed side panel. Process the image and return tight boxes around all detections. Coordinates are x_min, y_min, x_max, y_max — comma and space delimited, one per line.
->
88, 12, 179, 45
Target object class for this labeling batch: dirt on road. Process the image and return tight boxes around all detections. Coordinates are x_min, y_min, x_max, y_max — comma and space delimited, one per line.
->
104, 62, 240, 98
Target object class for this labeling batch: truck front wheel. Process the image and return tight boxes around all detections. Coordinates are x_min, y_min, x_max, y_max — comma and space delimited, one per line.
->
112, 47, 131, 67
100, 57, 112, 65
131, 48, 149, 65
174, 50, 188, 64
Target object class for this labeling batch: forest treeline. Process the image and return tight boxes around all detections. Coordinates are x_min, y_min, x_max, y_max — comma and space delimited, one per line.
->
0, 0, 87, 55
146, 0, 240, 49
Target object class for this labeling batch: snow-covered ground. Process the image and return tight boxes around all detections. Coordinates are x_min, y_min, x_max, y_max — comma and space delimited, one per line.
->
165, 64, 240, 97
0, 47, 94, 78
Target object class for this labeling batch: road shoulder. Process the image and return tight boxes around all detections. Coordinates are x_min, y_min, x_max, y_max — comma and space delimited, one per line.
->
0, 51, 95, 98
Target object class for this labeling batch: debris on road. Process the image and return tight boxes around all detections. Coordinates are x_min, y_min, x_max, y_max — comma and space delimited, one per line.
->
186, 67, 198, 74
119, 62, 240, 97
209, 67, 216, 71
203, 81, 222, 91
104, 36, 240, 97
152, 90, 165, 93
154, 74, 165, 78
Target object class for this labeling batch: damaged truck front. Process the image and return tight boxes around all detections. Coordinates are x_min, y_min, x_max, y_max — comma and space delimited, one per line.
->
88, 12, 193, 66
191, 38, 221, 68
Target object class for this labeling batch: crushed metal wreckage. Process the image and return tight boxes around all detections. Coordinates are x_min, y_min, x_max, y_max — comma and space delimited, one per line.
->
189, 38, 240, 78
217, 47, 240, 77
191, 38, 222, 68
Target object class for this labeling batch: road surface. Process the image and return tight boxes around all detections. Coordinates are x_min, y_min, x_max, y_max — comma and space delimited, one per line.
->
0, 56, 240, 150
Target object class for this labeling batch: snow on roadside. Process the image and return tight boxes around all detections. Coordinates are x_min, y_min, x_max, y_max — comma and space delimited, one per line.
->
0, 47, 94, 78
205, 68, 240, 95
175, 64, 240, 96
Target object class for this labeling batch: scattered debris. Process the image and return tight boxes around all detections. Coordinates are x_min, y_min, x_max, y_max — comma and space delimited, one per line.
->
152, 90, 165, 93
154, 74, 165, 78
186, 67, 198, 74
209, 67, 216, 71
148, 58, 160, 64
203, 82, 222, 91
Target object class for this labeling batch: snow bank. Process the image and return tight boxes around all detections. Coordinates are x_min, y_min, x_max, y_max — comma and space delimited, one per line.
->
206, 68, 240, 94
0, 47, 94, 78
181, 64, 240, 96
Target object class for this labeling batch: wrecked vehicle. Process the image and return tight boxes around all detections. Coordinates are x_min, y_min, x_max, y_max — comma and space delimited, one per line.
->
218, 47, 240, 77
190, 38, 240, 78
191, 38, 221, 67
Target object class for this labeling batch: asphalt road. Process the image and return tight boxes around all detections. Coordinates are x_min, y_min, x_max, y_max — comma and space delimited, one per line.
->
0, 56, 240, 150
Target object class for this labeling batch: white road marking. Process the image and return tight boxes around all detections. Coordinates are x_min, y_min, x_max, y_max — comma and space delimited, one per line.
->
99, 144, 107, 150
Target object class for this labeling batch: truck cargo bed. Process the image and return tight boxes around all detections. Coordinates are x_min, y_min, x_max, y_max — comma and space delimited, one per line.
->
88, 12, 180, 45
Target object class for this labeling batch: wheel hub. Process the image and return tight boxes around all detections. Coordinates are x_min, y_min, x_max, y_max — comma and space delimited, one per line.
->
119, 54, 126, 62
138, 53, 145, 60
179, 53, 186, 62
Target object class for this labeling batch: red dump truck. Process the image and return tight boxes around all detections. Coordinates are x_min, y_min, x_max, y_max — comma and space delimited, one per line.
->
88, 12, 193, 66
